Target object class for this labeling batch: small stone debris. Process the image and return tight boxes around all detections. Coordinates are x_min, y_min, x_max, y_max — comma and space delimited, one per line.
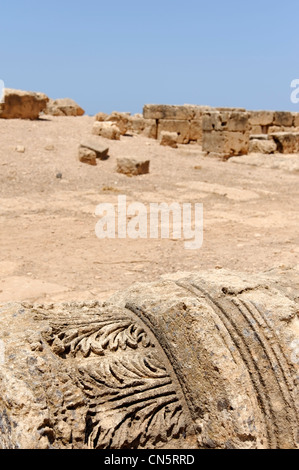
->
116, 157, 150, 176
92, 121, 121, 140
159, 131, 178, 148
78, 139, 109, 166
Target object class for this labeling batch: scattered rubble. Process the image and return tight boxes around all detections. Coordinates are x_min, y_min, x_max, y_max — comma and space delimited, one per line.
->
44, 98, 85, 117
78, 139, 109, 165
159, 131, 178, 148
92, 121, 121, 140
0, 88, 49, 120
249, 138, 277, 154
116, 157, 150, 176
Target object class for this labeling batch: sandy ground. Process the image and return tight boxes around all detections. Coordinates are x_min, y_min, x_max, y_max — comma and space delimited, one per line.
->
0, 115, 298, 304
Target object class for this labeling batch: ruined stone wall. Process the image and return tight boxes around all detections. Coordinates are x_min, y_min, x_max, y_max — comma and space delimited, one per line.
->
139, 104, 299, 157
202, 109, 249, 159
142, 104, 212, 144
249, 110, 299, 135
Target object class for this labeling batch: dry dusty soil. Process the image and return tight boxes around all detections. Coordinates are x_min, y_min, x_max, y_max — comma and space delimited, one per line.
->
0, 115, 298, 304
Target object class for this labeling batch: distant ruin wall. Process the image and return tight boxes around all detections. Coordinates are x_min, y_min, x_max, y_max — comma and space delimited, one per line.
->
141, 104, 299, 157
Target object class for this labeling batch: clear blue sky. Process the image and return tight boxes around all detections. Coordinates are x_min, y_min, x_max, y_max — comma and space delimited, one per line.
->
1, 0, 298, 115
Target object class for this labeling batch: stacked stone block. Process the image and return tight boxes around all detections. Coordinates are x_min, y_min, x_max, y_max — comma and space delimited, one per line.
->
143, 104, 211, 144
202, 109, 249, 158
269, 132, 299, 154
249, 111, 299, 135
137, 104, 299, 156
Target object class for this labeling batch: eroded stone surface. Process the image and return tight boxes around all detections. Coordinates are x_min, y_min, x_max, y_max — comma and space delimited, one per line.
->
0, 89, 49, 120
116, 157, 150, 176
44, 98, 85, 117
0, 269, 298, 449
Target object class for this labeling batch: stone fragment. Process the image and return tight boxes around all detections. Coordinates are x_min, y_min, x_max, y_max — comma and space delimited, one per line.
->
268, 125, 282, 134
0, 89, 49, 120
273, 112, 294, 127
15, 146, 25, 153
129, 116, 157, 139
78, 147, 97, 166
157, 120, 190, 144
79, 139, 109, 160
249, 139, 277, 154
189, 120, 203, 143
293, 113, 299, 127
186, 105, 212, 119
44, 98, 85, 117
143, 104, 194, 120
202, 130, 249, 158
202, 111, 248, 132
249, 111, 274, 126
105, 112, 130, 136
0, 269, 298, 449
250, 125, 263, 135
116, 157, 150, 176
92, 121, 121, 140
95, 112, 109, 122
159, 131, 178, 148
269, 132, 299, 154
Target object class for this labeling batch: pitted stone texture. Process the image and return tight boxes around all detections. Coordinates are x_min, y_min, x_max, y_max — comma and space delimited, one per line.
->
249, 111, 274, 127
116, 157, 150, 176
249, 139, 277, 154
0, 89, 49, 120
269, 132, 299, 154
128, 116, 157, 139
157, 120, 190, 144
159, 131, 178, 148
0, 269, 298, 449
143, 104, 195, 121
44, 98, 85, 117
92, 121, 121, 140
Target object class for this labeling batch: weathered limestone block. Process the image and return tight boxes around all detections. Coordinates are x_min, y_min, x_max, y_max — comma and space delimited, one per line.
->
202, 130, 249, 158
202, 111, 249, 132
250, 125, 263, 135
185, 105, 212, 120
293, 113, 299, 128
78, 147, 97, 165
44, 98, 85, 117
0, 89, 49, 120
273, 112, 294, 127
129, 116, 157, 139
94, 112, 109, 122
157, 120, 190, 144
0, 269, 298, 449
249, 139, 277, 154
202, 110, 249, 157
159, 131, 178, 148
189, 120, 203, 143
92, 121, 121, 140
78, 139, 109, 165
268, 125, 282, 134
105, 112, 130, 136
143, 104, 194, 121
269, 132, 299, 154
116, 157, 150, 176
249, 111, 274, 127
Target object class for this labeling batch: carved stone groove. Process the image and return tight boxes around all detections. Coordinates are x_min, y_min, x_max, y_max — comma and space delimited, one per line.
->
0, 268, 298, 449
